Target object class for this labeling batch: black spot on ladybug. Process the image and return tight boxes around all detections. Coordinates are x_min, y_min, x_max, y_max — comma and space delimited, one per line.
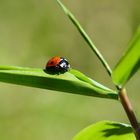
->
50, 61, 54, 64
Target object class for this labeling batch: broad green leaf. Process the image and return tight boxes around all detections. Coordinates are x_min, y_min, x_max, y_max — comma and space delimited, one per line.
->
56, 0, 112, 76
0, 66, 118, 100
73, 120, 135, 140
112, 26, 140, 87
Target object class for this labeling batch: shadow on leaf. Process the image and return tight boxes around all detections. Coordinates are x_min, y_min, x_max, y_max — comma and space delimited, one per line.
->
102, 122, 133, 137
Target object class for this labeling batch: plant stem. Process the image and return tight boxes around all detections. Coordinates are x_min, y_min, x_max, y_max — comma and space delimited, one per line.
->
119, 88, 140, 140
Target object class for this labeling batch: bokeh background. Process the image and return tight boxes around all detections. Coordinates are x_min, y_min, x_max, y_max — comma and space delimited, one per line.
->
0, 0, 140, 140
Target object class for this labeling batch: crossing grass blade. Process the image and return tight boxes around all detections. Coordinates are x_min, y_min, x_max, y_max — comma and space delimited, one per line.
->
56, 0, 112, 76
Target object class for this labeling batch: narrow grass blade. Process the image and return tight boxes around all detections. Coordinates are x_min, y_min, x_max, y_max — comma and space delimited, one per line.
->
112, 26, 140, 87
73, 120, 135, 140
56, 0, 112, 76
0, 66, 118, 100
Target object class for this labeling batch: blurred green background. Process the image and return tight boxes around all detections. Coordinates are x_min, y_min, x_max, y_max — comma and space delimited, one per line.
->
0, 0, 140, 140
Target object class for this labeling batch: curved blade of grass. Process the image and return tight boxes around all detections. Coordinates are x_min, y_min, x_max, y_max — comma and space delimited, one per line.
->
0, 66, 117, 100
70, 69, 114, 91
112, 26, 140, 87
56, 0, 112, 76
73, 120, 135, 140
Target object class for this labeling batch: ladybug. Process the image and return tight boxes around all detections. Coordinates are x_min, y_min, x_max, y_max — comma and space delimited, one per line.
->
45, 56, 70, 74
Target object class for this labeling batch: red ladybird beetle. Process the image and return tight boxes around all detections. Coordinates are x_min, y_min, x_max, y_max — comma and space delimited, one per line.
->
45, 56, 70, 74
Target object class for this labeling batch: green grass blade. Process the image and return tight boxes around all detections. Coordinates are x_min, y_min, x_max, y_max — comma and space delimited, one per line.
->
56, 0, 112, 76
112, 26, 140, 87
73, 120, 135, 140
0, 66, 118, 100
70, 69, 114, 92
